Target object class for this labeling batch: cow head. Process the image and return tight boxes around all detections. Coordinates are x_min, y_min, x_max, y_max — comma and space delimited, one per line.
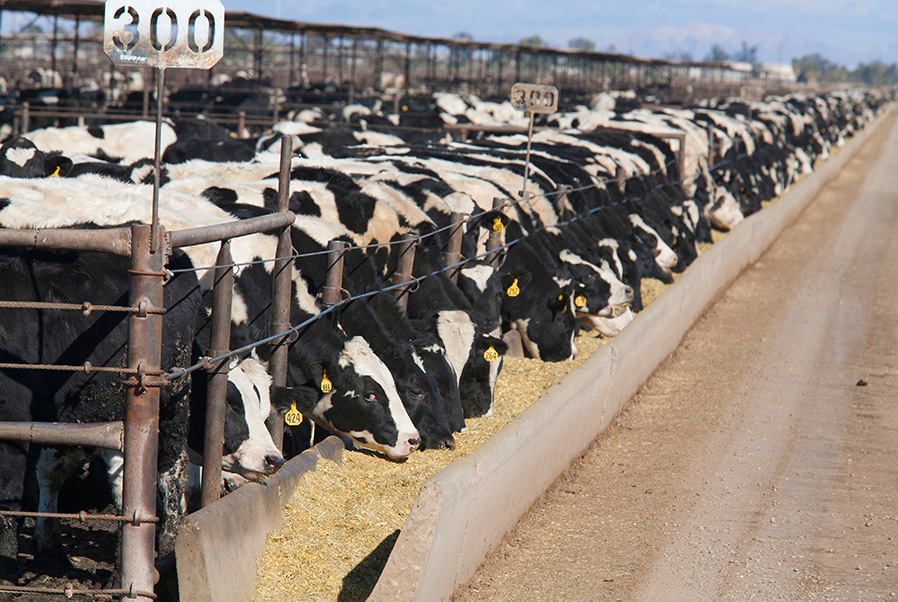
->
283, 335, 421, 460
0, 137, 72, 179
459, 333, 509, 418
188, 357, 286, 482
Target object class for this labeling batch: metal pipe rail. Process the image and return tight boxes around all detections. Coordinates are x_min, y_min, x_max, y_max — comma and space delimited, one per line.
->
0, 226, 132, 256
168, 212, 296, 249
0, 421, 124, 451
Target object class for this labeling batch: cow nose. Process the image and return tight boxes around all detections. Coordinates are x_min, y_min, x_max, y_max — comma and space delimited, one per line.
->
264, 454, 285, 473
408, 437, 421, 450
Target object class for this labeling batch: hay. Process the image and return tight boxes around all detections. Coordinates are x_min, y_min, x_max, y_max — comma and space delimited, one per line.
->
253, 330, 610, 601
253, 237, 731, 601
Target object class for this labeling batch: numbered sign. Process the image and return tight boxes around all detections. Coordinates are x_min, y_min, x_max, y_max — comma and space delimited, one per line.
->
104, 0, 224, 69
510, 83, 559, 114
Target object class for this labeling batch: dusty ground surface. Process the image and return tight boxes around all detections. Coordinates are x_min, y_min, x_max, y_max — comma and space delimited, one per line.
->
453, 113, 898, 602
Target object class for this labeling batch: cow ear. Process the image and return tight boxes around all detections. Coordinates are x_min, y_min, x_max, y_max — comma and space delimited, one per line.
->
501, 271, 532, 291
46, 155, 73, 178
483, 336, 509, 356
271, 385, 317, 413
478, 210, 509, 233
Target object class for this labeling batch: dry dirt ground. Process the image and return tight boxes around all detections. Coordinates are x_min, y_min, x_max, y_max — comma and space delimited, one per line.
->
453, 111, 898, 602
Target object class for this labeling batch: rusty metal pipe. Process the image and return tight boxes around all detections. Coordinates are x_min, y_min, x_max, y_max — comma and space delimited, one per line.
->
266, 136, 296, 451
391, 234, 417, 314
201, 240, 233, 508
321, 240, 347, 306
444, 212, 466, 283
0, 421, 124, 451
487, 197, 505, 267
0, 227, 132, 256
169, 213, 294, 249
120, 224, 165, 602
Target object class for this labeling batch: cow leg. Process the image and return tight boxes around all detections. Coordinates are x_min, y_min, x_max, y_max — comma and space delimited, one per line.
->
99, 449, 124, 509
0, 442, 27, 581
155, 451, 188, 555
34, 447, 87, 561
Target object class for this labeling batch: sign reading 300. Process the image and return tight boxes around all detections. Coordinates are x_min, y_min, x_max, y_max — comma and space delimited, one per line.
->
104, 0, 224, 69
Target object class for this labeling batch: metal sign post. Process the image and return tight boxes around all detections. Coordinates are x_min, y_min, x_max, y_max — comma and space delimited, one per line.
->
510, 83, 559, 203
103, 2, 223, 600
105, 0, 224, 249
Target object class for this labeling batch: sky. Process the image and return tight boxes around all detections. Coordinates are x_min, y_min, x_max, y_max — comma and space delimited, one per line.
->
220, 0, 898, 68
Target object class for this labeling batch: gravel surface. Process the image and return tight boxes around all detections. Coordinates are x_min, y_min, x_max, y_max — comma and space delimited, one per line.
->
453, 111, 898, 602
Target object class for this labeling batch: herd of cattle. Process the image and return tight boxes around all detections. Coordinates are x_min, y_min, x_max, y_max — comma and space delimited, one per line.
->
0, 86, 890, 569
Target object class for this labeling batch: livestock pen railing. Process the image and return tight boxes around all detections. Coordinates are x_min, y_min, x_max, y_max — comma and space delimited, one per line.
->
0, 138, 296, 601
0, 95, 862, 598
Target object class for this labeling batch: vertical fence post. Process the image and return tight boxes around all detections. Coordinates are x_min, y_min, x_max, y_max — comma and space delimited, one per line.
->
391, 234, 418, 314
237, 111, 247, 139
487, 197, 505, 267
444, 212, 466, 283
322, 240, 347, 306
120, 223, 165, 602
267, 135, 295, 451
200, 240, 233, 508
21, 102, 30, 134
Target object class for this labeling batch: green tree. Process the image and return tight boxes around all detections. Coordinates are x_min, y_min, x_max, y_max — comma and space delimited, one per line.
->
568, 37, 595, 52
705, 44, 729, 62
519, 35, 546, 48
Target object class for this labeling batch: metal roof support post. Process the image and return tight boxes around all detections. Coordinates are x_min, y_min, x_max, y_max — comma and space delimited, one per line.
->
350, 38, 358, 101
254, 28, 263, 81
322, 35, 329, 83
120, 223, 165, 602
289, 34, 296, 85
496, 50, 504, 97
51, 15, 58, 82
337, 37, 344, 85
73, 15, 81, 82
375, 40, 384, 92
200, 240, 233, 508
404, 41, 411, 98
267, 135, 295, 451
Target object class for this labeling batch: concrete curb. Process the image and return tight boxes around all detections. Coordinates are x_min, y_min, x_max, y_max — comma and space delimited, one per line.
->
174, 435, 344, 602
368, 108, 892, 602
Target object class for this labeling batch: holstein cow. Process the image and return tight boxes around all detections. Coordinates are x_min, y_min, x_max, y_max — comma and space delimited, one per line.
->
0, 164, 422, 462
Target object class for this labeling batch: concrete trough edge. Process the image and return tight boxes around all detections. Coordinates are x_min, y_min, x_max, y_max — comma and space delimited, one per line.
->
369, 107, 893, 602
174, 435, 345, 602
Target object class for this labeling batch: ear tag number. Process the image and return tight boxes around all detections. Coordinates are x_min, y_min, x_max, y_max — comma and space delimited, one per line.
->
506, 279, 520, 298
483, 346, 499, 362
285, 401, 302, 426
492, 217, 505, 232
320, 371, 333, 393
575, 295, 587, 308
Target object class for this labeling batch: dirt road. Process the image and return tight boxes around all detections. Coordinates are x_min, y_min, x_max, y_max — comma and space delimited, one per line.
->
453, 110, 898, 602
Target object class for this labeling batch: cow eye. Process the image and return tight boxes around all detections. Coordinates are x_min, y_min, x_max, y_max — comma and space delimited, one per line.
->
409, 388, 425, 401
364, 393, 378, 403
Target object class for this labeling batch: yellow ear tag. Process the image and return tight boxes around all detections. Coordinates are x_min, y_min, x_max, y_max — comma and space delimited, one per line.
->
320, 372, 333, 394
506, 278, 520, 297
50, 165, 61, 177
492, 217, 505, 233
285, 401, 302, 426
401, 105, 408, 112
483, 345, 499, 362
575, 295, 587, 308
